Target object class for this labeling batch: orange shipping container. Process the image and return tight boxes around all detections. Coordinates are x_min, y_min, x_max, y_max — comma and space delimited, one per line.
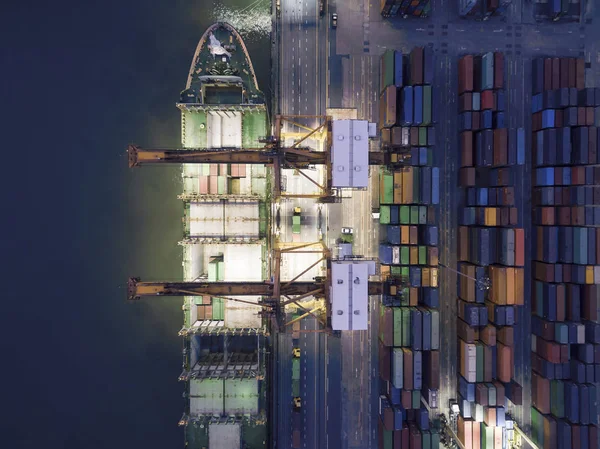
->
422, 268, 431, 287
410, 246, 419, 264
484, 407, 497, 428
497, 342, 512, 383
410, 288, 418, 306
506, 267, 516, 305
428, 247, 439, 266
402, 167, 413, 203
472, 421, 481, 449
494, 427, 503, 449
515, 228, 525, 267
515, 268, 525, 305
401, 226, 410, 244
481, 325, 497, 346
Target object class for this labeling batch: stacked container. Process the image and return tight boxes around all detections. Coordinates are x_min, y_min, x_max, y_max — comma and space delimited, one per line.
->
531, 0, 581, 22
378, 46, 440, 449
530, 56, 600, 449
380, 0, 431, 18
456, 52, 527, 449
458, 0, 512, 19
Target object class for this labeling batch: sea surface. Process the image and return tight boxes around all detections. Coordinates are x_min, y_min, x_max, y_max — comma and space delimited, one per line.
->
0, 1, 271, 447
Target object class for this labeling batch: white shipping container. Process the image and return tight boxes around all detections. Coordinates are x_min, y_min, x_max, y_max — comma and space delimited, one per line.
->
392, 246, 401, 265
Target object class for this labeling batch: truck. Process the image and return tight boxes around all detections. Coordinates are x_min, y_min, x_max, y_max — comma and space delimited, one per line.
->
292, 207, 301, 234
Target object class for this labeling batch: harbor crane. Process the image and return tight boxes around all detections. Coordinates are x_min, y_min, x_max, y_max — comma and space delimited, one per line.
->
127, 114, 389, 200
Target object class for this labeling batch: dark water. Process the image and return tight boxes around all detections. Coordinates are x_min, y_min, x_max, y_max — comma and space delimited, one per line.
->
0, 1, 270, 447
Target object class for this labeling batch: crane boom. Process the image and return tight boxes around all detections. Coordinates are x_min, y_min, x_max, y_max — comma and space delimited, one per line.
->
128, 277, 384, 300
127, 145, 387, 168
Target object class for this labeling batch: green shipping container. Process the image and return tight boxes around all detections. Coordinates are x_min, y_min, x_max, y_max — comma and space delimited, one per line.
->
217, 176, 227, 194
208, 262, 218, 282
551, 380, 565, 417
401, 308, 411, 346
531, 407, 543, 448
380, 205, 391, 224
413, 167, 420, 203
422, 430, 431, 449
411, 389, 420, 409
381, 49, 395, 92
423, 85, 432, 125
418, 246, 427, 265
292, 379, 300, 397
292, 359, 300, 380
383, 429, 393, 449
401, 267, 409, 280
418, 127, 427, 146
476, 343, 484, 383
488, 383, 496, 405
201, 164, 210, 176
393, 308, 403, 347
400, 206, 410, 224
212, 298, 225, 320
419, 206, 428, 224
401, 246, 410, 265
410, 206, 419, 224
431, 310, 440, 349
194, 296, 203, 306
391, 266, 403, 276
217, 261, 225, 281
400, 287, 409, 306
380, 173, 394, 204
481, 423, 494, 449
431, 431, 440, 449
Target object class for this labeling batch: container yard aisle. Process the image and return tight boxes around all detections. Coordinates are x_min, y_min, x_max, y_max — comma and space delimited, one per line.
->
275, 332, 293, 449
507, 50, 533, 429
438, 45, 460, 420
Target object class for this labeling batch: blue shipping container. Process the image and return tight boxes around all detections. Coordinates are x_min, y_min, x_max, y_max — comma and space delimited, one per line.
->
394, 50, 403, 88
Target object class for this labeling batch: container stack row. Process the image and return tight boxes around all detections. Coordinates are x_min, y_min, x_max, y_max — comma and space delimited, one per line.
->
458, 0, 511, 19
533, 0, 581, 22
377, 46, 440, 449
380, 0, 431, 18
530, 56, 600, 449
194, 163, 248, 195
456, 52, 526, 449
379, 47, 437, 164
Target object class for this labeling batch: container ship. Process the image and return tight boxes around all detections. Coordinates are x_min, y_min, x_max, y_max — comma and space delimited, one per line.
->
176, 22, 270, 449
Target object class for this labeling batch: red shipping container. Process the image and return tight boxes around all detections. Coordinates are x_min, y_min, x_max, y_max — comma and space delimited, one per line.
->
472, 111, 481, 131
481, 90, 494, 110
551, 58, 560, 90
209, 164, 219, 176
205, 305, 213, 319
497, 342, 512, 383
409, 425, 422, 449
576, 58, 585, 89
544, 58, 553, 91
559, 58, 569, 88
209, 176, 219, 194
461, 131, 474, 167
590, 425, 598, 449
573, 424, 581, 449
199, 175, 209, 194
532, 372, 550, 414
493, 129, 508, 166
460, 167, 476, 187
515, 228, 525, 266
393, 427, 409, 449
587, 107, 595, 126
459, 55, 474, 94
493, 52, 504, 89
568, 57, 576, 88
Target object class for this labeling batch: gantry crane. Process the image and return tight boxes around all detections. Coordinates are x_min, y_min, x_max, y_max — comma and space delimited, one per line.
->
128, 114, 388, 200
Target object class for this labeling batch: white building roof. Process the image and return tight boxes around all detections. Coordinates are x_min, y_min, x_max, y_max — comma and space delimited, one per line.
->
330, 261, 369, 330
331, 120, 369, 188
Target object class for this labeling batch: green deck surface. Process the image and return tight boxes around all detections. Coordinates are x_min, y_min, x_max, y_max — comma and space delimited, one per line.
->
242, 110, 267, 148
182, 110, 207, 148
